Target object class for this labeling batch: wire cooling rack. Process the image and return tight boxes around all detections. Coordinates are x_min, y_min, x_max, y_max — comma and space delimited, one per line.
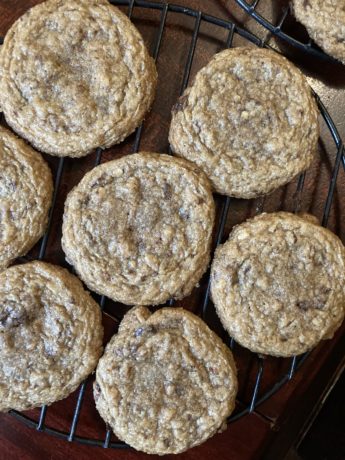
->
235, 0, 337, 60
2, 0, 344, 450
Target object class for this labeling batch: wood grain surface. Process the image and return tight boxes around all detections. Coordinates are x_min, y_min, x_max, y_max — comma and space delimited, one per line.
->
0, 1, 345, 459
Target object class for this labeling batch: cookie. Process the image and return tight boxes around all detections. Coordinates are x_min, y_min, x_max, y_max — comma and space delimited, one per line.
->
0, 261, 103, 412
118, 305, 152, 333
0, 0, 157, 157
169, 47, 319, 198
94, 306, 237, 455
62, 152, 215, 306
292, 0, 345, 64
0, 126, 53, 271
210, 212, 345, 357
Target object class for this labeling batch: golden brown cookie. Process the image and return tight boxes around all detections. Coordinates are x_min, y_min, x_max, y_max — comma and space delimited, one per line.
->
94, 307, 237, 455
62, 152, 215, 306
292, 0, 345, 64
211, 212, 345, 357
169, 47, 319, 198
0, 261, 103, 412
0, 0, 157, 157
0, 126, 53, 270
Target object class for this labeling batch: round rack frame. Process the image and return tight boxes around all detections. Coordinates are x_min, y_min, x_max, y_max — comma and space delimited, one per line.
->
1, 0, 344, 451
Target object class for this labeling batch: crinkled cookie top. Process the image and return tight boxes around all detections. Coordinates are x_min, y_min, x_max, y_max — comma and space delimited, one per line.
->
0, 126, 53, 270
62, 152, 215, 306
211, 212, 345, 356
0, 261, 103, 411
169, 47, 318, 198
293, 0, 345, 64
0, 0, 157, 157
94, 307, 237, 454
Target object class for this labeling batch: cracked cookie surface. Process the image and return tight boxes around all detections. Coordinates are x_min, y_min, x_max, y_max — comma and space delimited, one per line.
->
0, 126, 53, 270
210, 212, 345, 356
0, 0, 157, 157
293, 0, 345, 64
0, 261, 103, 411
62, 152, 215, 306
169, 47, 318, 198
94, 306, 237, 455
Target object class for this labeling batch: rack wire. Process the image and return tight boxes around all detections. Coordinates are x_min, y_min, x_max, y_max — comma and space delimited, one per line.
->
2, 0, 344, 450
235, 0, 337, 60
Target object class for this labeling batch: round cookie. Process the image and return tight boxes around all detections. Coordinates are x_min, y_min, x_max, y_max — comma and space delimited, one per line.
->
94, 306, 237, 455
169, 47, 319, 198
0, 126, 53, 271
0, 0, 157, 157
292, 1, 345, 64
210, 212, 345, 357
62, 152, 215, 306
0, 261, 103, 412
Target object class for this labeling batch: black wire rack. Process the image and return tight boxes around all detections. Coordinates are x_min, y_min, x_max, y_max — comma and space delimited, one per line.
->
2, 0, 344, 451
235, 0, 336, 60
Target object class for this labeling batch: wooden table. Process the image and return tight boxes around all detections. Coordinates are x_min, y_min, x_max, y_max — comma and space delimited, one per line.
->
1, 1, 345, 459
